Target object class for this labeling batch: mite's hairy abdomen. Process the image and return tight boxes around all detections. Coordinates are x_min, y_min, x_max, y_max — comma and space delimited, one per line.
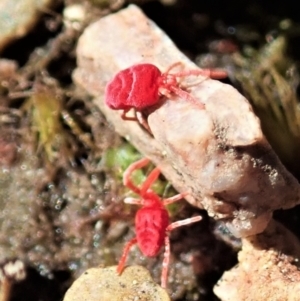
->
105, 64, 161, 110
135, 206, 169, 257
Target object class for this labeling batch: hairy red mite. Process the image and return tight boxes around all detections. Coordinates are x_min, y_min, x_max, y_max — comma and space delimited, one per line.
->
117, 157, 202, 289
105, 62, 227, 122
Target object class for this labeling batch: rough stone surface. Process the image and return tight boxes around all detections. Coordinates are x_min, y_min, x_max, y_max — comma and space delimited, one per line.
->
214, 220, 300, 301
0, 0, 54, 52
63, 265, 170, 301
73, 4, 300, 237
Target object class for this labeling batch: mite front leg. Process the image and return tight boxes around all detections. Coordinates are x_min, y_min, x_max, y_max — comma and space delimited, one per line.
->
171, 68, 227, 79
169, 86, 205, 109
166, 216, 202, 232
123, 157, 161, 195
123, 158, 150, 194
117, 237, 138, 274
139, 166, 160, 195
121, 109, 138, 121
161, 235, 171, 289
136, 111, 153, 134
162, 192, 189, 206
160, 216, 202, 288
124, 197, 143, 205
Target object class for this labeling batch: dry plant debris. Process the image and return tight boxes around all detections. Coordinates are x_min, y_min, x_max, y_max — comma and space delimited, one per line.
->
232, 35, 300, 178
73, 4, 300, 238
63, 265, 170, 301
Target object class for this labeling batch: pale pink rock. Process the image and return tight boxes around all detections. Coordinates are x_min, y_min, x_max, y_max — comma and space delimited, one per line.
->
73, 5, 300, 237
0, 0, 54, 52
214, 220, 300, 301
63, 266, 170, 301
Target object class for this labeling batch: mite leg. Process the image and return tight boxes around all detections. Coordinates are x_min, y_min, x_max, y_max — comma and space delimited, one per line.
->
159, 82, 206, 109
117, 237, 138, 274
123, 158, 150, 194
171, 68, 227, 80
169, 86, 205, 109
121, 109, 152, 134
121, 109, 138, 121
168, 67, 227, 109
157, 86, 173, 99
161, 235, 171, 289
164, 62, 183, 74
162, 192, 189, 206
135, 111, 153, 135
166, 216, 202, 232
160, 216, 202, 288
139, 166, 161, 195
124, 157, 161, 195
123, 197, 143, 205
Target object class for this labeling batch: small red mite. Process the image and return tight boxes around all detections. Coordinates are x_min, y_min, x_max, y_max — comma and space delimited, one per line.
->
105, 62, 227, 121
117, 157, 202, 289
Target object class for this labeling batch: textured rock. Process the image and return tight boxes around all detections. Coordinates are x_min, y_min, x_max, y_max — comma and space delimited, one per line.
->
0, 0, 54, 52
214, 220, 300, 301
73, 5, 300, 237
63, 265, 170, 301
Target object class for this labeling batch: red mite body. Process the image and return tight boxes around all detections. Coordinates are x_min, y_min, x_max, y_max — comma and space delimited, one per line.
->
105, 64, 161, 110
135, 193, 169, 257
105, 62, 227, 124
117, 158, 202, 289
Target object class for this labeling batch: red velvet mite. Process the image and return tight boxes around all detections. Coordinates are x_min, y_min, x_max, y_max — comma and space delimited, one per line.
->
117, 157, 202, 289
105, 62, 227, 122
